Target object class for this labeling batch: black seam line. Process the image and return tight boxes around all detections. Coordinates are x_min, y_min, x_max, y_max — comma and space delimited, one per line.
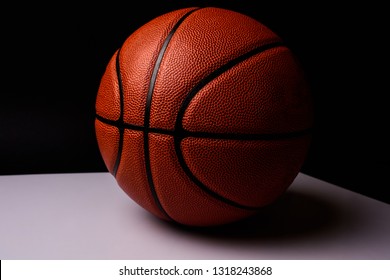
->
175, 41, 285, 133
112, 48, 125, 177
96, 114, 175, 136
173, 41, 287, 211
96, 114, 312, 141
143, 8, 202, 221
183, 127, 312, 140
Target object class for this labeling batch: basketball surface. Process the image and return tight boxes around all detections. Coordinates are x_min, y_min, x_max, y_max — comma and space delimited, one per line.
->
95, 7, 313, 226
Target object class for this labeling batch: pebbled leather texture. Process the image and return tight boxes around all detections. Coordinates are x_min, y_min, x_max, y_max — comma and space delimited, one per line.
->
95, 7, 313, 226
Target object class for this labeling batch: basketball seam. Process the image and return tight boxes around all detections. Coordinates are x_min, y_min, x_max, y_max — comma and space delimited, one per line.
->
112, 49, 125, 177
174, 42, 294, 210
96, 114, 311, 140
142, 7, 202, 221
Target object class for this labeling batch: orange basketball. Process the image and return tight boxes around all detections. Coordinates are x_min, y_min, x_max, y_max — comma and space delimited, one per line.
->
95, 7, 313, 227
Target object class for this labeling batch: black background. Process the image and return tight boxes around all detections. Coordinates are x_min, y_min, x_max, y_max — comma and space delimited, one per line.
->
1, 1, 388, 203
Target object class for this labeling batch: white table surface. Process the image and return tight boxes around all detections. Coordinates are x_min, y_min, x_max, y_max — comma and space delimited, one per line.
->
0, 172, 389, 260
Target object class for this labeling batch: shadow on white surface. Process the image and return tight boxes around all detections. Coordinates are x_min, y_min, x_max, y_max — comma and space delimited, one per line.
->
173, 190, 343, 241
140, 180, 389, 259
0, 173, 388, 259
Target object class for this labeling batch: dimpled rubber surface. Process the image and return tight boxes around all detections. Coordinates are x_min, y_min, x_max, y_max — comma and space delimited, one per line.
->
95, 7, 313, 226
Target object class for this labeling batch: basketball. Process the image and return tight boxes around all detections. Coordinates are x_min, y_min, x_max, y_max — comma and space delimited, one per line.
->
95, 7, 313, 227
